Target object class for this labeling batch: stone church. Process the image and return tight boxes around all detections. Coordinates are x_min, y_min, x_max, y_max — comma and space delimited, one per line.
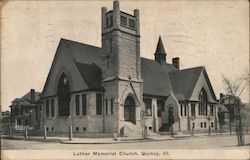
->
40, 1, 219, 136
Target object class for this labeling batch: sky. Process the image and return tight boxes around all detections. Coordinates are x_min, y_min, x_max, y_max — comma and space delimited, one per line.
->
1, 0, 249, 111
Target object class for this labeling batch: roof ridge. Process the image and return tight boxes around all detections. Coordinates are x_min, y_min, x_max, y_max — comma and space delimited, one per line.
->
60, 38, 101, 49
171, 66, 204, 73
140, 57, 173, 66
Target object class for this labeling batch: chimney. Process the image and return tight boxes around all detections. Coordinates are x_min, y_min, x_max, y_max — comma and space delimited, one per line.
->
172, 57, 180, 69
31, 89, 35, 103
220, 93, 224, 100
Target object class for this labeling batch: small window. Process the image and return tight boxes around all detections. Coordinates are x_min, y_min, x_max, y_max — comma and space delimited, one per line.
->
210, 105, 214, 116
96, 94, 102, 115
192, 122, 195, 129
180, 105, 183, 116
120, 16, 127, 26
204, 122, 207, 128
82, 94, 87, 115
46, 127, 49, 131
25, 119, 29, 125
83, 127, 86, 131
17, 119, 21, 125
109, 39, 112, 54
76, 127, 79, 132
110, 15, 113, 26
51, 99, 55, 117
15, 108, 19, 116
105, 99, 108, 115
106, 17, 109, 27
36, 108, 38, 120
129, 19, 135, 28
211, 122, 214, 128
20, 108, 23, 115
144, 98, 152, 116
149, 127, 152, 130
51, 127, 54, 131
184, 104, 187, 116
191, 104, 195, 116
75, 95, 80, 116
157, 99, 165, 117
46, 100, 50, 117
201, 122, 203, 128
111, 99, 114, 115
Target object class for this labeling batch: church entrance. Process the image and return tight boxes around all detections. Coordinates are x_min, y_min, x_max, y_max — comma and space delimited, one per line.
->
124, 96, 136, 124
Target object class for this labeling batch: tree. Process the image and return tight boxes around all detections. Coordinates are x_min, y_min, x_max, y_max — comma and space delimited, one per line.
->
221, 73, 249, 146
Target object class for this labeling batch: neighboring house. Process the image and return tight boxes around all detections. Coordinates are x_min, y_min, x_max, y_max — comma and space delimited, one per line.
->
9, 89, 42, 131
219, 94, 250, 132
1, 111, 11, 135
40, 1, 219, 136
217, 103, 230, 130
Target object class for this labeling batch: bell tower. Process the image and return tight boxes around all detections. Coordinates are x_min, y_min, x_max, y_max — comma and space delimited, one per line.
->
101, 0, 140, 80
101, 1, 143, 135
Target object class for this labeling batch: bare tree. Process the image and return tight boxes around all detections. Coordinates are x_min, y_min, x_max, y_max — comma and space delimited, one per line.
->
221, 73, 249, 146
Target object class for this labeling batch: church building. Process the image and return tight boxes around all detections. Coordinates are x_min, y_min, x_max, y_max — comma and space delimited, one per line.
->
40, 1, 219, 137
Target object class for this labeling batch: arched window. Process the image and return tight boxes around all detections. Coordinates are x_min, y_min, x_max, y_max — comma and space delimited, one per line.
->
198, 88, 208, 115
57, 73, 71, 116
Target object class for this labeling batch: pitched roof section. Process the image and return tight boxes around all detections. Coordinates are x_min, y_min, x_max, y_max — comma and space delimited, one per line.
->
141, 58, 177, 96
59, 39, 102, 66
41, 39, 102, 95
155, 36, 166, 55
217, 104, 229, 112
11, 90, 41, 107
74, 61, 104, 91
169, 67, 204, 100
21, 91, 41, 103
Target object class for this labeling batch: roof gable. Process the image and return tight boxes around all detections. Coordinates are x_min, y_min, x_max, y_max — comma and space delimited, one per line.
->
74, 61, 104, 91
189, 68, 217, 103
21, 91, 41, 103
189, 68, 217, 102
41, 39, 101, 97
169, 67, 203, 100
60, 39, 102, 66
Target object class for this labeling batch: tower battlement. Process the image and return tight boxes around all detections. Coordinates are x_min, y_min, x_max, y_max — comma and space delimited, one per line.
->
101, 1, 140, 36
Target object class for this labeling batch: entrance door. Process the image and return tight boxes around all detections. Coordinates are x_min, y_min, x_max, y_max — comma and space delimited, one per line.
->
168, 107, 174, 130
124, 96, 136, 124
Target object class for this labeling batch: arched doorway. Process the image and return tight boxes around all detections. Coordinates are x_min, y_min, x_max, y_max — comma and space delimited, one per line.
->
57, 73, 71, 116
168, 107, 174, 128
124, 96, 136, 124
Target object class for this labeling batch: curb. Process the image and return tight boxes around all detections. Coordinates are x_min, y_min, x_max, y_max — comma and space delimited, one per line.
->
60, 139, 152, 144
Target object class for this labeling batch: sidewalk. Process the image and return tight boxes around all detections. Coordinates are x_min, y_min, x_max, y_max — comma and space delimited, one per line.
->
2, 132, 246, 144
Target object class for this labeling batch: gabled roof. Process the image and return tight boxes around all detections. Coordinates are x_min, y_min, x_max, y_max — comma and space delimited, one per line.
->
41, 39, 102, 96
141, 58, 177, 96
21, 91, 41, 103
169, 67, 204, 100
74, 61, 104, 91
59, 39, 102, 66
11, 89, 41, 107
217, 104, 229, 112
154, 36, 166, 55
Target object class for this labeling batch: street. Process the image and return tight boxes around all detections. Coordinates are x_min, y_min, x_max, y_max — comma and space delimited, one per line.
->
1, 134, 249, 150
